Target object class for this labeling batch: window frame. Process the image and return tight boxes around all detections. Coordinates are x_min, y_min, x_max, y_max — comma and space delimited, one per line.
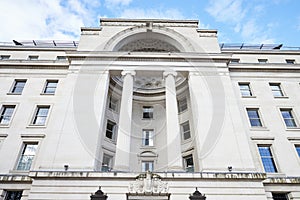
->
142, 129, 154, 147
4, 190, 23, 200
286, 59, 295, 64
181, 121, 191, 140
108, 95, 118, 112
9, 79, 26, 95
272, 192, 289, 200
28, 55, 39, 60
0, 55, 10, 60
0, 105, 16, 126
16, 142, 38, 171
238, 82, 253, 97
105, 119, 117, 140
280, 108, 298, 128
30, 105, 51, 126
269, 83, 285, 98
101, 153, 113, 172
177, 97, 188, 113
183, 154, 194, 172
141, 160, 154, 172
142, 106, 153, 119
257, 145, 278, 173
56, 56, 67, 60
258, 58, 268, 63
42, 80, 58, 95
246, 108, 263, 127
230, 59, 240, 63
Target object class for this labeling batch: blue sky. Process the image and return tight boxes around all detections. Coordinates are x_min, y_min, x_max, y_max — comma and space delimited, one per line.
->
1, 0, 300, 47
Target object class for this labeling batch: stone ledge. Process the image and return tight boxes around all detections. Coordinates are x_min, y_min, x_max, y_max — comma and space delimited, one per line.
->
264, 177, 300, 184
0, 174, 32, 182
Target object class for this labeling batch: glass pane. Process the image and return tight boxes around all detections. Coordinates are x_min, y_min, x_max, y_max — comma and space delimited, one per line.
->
296, 146, 300, 157
247, 110, 259, 118
258, 146, 277, 173
37, 108, 49, 116
5, 191, 23, 200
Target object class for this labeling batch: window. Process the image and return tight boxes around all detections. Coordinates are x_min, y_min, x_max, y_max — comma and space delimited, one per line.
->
16, 143, 38, 170
258, 59, 268, 63
108, 96, 118, 112
239, 83, 252, 97
258, 146, 277, 173
286, 59, 295, 64
142, 129, 154, 146
295, 145, 300, 157
143, 106, 153, 119
56, 56, 67, 60
184, 155, 194, 172
106, 120, 116, 140
246, 108, 262, 127
142, 161, 154, 172
101, 154, 112, 172
230, 59, 240, 63
32, 106, 50, 125
4, 190, 23, 200
272, 193, 289, 200
270, 83, 284, 97
43, 80, 58, 94
181, 121, 191, 140
280, 109, 297, 128
28, 55, 39, 60
0, 105, 15, 125
1, 55, 10, 60
10, 80, 26, 94
178, 97, 188, 113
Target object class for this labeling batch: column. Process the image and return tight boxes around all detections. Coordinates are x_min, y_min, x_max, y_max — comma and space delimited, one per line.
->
163, 70, 183, 171
113, 70, 136, 171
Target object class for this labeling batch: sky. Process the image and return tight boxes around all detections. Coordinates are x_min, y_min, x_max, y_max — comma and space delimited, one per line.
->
0, 0, 300, 47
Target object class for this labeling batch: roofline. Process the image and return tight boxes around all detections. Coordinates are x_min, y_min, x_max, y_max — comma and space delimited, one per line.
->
100, 18, 199, 25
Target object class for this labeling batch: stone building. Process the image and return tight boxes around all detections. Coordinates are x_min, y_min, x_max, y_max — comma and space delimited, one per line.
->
0, 18, 300, 200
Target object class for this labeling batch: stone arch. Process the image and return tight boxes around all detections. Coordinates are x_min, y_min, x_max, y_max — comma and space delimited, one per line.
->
103, 25, 195, 52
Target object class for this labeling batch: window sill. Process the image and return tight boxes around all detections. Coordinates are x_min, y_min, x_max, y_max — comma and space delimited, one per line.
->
241, 96, 256, 98
181, 138, 192, 145
140, 146, 156, 149
266, 172, 286, 178
285, 127, 300, 131
108, 108, 119, 114
0, 133, 8, 138
40, 93, 55, 96
178, 109, 188, 115
142, 118, 154, 120
0, 124, 10, 128
274, 96, 289, 99
26, 125, 47, 128
104, 137, 116, 144
6, 92, 22, 95
9, 170, 30, 175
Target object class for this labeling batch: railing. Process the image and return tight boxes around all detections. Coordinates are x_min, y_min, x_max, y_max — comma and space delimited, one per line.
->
0, 40, 78, 47
220, 43, 300, 50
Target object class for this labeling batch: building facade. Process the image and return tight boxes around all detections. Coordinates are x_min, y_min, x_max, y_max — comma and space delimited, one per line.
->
0, 18, 300, 200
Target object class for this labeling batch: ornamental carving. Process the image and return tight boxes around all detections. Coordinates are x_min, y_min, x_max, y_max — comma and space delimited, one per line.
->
129, 171, 168, 193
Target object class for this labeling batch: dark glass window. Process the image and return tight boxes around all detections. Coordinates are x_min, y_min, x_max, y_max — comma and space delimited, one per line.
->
0, 105, 15, 125
295, 145, 300, 157
17, 143, 38, 170
239, 83, 252, 97
43, 80, 58, 94
270, 83, 284, 97
258, 146, 277, 173
143, 106, 153, 119
272, 193, 289, 200
11, 80, 26, 94
280, 109, 297, 128
184, 155, 194, 172
32, 106, 50, 125
181, 121, 191, 140
247, 108, 262, 127
178, 97, 188, 112
4, 191, 23, 200
106, 120, 116, 139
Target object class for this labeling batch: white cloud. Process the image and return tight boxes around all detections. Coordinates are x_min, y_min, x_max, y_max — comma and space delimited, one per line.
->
120, 8, 185, 19
206, 0, 246, 24
104, 0, 133, 8
0, 0, 100, 42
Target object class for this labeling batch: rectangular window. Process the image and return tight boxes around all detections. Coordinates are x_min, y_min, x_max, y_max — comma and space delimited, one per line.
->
258, 59, 268, 63
4, 190, 23, 200
28, 55, 39, 60
142, 129, 154, 146
230, 59, 240, 63
11, 80, 26, 94
143, 106, 153, 119
101, 154, 112, 172
43, 80, 58, 94
1, 55, 10, 60
280, 109, 297, 128
270, 83, 284, 97
178, 97, 188, 113
108, 96, 118, 112
286, 59, 295, 64
106, 120, 116, 140
258, 146, 277, 173
247, 108, 262, 127
272, 193, 289, 200
181, 121, 191, 140
142, 161, 154, 172
184, 155, 194, 172
32, 106, 50, 125
0, 105, 15, 125
17, 143, 38, 170
239, 83, 252, 97
56, 56, 67, 60
295, 145, 300, 157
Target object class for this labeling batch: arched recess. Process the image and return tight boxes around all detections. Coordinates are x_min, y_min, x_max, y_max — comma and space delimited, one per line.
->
103, 25, 195, 52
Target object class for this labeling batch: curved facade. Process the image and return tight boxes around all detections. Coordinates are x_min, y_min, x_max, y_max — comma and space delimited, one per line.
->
0, 18, 300, 200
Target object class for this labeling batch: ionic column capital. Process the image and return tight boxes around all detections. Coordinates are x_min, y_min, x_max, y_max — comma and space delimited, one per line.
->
121, 70, 136, 77
163, 70, 177, 78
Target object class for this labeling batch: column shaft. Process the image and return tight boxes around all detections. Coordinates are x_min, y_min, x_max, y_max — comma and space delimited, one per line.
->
113, 70, 135, 171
